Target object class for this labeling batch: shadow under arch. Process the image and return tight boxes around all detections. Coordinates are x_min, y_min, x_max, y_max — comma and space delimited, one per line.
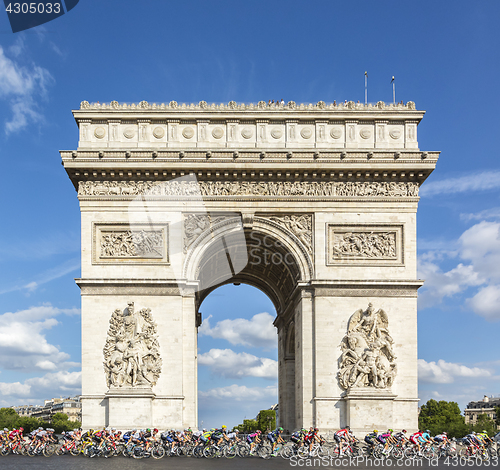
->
183, 216, 313, 317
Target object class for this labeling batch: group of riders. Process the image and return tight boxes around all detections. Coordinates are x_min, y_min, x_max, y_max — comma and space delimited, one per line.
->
0, 424, 496, 458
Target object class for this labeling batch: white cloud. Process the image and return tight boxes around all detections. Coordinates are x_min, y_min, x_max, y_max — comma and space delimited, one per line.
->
199, 384, 277, 401
199, 312, 277, 349
420, 171, 500, 197
198, 348, 277, 379
460, 207, 500, 222
418, 220, 500, 319
418, 359, 491, 384
0, 304, 80, 372
467, 285, 500, 321
0, 371, 82, 405
417, 259, 484, 309
0, 45, 53, 134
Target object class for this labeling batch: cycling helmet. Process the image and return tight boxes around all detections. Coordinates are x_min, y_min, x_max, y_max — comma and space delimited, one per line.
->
210, 428, 215, 431
402, 430, 407, 433
388, 429, 394, 433
146, 428, 151, 432
346, 426, 350, 430
222, 425, 227, 429
482, 430, 487, 434
373, 430, 378, 433
257, 430, 262, 434
313, 427, 318, 432
19, 427, 24, 431
153, 428, 158, 433
425, 430, 430, 434
279, 427, 284, 432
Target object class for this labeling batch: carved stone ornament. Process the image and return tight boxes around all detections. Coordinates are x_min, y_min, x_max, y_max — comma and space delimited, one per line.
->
332, 231, 396, 259
183, 213, 227, 253
103, 302, 162, 388
267, 214, 312, 256
79, 180, 419, 198
76, 100, 418, 111
338, 303, 397, 391
100, 230, 163, 258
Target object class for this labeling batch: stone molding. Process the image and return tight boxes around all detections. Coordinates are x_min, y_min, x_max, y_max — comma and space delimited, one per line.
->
326, 224, 404, 266
314, 280, 422, 298
76, 279, 180, 296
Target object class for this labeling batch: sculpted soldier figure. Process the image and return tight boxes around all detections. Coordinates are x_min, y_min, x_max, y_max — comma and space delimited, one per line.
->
103, 302, 162, 388
339, 304, 397, 391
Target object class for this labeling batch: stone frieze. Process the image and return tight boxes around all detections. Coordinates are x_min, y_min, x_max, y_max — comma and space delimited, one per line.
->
78, 180, 419, 198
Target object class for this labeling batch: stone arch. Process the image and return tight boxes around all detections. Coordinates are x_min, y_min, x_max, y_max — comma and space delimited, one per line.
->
183, 215, 313, 316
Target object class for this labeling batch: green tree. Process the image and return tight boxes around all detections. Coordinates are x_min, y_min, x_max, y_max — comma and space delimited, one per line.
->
242, 419, 259, 433
495, 406, 500, 428
0, 408, 20, 430
473, 413, 497, 436
418, 399, 468, 438
17, 416, 47, 434
51, 412, 81, 434
257, 409, 276, 432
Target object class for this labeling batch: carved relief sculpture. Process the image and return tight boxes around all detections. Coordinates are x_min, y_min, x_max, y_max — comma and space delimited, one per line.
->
100, 230, 163, 258
183, 214, 226, 253
338, 303, 397, 391
267, 214, 312, 256
332, 231, 396, 259
79, 180, 419, 198
103, 302, 162, 388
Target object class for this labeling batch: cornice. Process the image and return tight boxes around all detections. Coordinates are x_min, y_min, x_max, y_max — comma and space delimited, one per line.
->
76, 99, 422, 115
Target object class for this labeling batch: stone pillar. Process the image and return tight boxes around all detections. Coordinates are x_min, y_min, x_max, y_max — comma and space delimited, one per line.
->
181, 287, 198, 429
278, 321, 296, 433
295, 288, 315, 428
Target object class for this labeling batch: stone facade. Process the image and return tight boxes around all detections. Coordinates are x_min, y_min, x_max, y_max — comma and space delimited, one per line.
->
61, 100, 439, 433
464, 396, 500, 428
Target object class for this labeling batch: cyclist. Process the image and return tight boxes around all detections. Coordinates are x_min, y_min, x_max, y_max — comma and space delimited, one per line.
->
409, 430, 424, 454
364, 430, 378, 454
334, 426, 351, 456
246, 429, 261, 455
267, 427, 284, 456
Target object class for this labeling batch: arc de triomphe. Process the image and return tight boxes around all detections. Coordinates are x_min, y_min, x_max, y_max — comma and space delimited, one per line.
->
61, 99, 438, 433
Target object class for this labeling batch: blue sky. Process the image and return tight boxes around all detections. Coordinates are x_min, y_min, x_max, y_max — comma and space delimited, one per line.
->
0, 0, 499, 429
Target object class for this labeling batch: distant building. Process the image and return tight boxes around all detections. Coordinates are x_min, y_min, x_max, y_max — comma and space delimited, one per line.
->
464, 395, 500, 428
14, 396, 81, 423
11, 404, 43, 417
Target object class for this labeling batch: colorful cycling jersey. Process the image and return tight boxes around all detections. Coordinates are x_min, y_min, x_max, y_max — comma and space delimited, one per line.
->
419, 432, 431, 442
434, 434, 447, 441
394, 432, 406, 440
247, 432, 260, 441
335, 428, 349, 438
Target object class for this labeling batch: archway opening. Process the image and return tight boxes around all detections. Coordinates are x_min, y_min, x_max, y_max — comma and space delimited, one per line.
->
191, 227, 302, 431
197, 283, 278, 430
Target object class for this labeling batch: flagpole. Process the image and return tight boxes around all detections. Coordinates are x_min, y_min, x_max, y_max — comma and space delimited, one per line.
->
364, 71, 368, 105
391, 76, 395, 104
